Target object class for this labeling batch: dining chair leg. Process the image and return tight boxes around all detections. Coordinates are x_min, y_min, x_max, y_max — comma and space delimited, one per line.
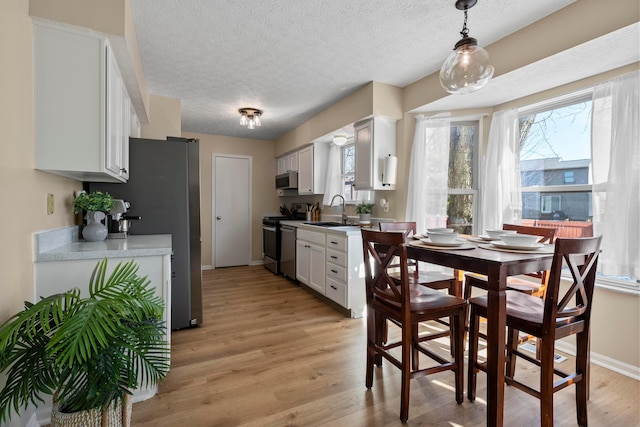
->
400, 322, 412, 423
411, 322, 420, 371
374, 312, 385, 366
540, 337, 556, 427
575, 330, 589, 426
467, 305, 480, 402
505, 327, 520, 379
366, 309, 375, 389
454, 308, 465, 404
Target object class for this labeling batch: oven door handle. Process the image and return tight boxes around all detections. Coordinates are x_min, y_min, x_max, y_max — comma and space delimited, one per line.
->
263, 226, 277, 232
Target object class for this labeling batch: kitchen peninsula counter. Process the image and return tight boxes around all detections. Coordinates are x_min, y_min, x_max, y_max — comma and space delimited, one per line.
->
32, 227, 172, 415
35, 234, 172, 262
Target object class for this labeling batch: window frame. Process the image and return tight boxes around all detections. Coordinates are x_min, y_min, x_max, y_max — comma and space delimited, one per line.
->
517, 89, 638, 294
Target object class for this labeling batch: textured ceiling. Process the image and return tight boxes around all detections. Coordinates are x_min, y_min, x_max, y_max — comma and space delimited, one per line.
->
129, 0, 578, 141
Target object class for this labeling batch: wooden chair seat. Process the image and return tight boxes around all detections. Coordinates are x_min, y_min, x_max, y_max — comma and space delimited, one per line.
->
467, 236, 602, 427
362, 229, 466, 423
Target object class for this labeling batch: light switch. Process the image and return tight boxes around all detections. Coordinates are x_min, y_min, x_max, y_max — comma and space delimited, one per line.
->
47, 194, 54, 215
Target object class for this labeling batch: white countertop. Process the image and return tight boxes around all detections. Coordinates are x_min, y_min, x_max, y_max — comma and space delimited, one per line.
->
296, 222, 365, 236
35, 234, 172, 262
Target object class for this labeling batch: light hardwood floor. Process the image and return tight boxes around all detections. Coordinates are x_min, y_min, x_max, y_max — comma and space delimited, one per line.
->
132, 265, 640, 426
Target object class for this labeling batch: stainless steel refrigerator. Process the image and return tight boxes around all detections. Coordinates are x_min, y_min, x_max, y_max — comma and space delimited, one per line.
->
88, 137, 202, 329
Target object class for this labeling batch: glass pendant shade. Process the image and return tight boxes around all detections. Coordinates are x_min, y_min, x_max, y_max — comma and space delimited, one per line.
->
440, 37, 494, 94
239, 112, 248, 126
248, 117, 255, 129
254, 113, 261, 127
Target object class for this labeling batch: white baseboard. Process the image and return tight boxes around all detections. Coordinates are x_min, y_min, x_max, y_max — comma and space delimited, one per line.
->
201, 261, 263, 270
555, 341, 640, 381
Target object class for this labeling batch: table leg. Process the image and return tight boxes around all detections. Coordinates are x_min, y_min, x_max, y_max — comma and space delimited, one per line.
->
485, 266, 507, 427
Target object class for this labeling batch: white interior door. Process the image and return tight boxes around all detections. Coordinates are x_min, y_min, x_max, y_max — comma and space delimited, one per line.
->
213, 154, 251, 267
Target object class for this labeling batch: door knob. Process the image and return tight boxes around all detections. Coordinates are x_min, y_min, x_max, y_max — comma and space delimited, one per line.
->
216, 216, 222, 220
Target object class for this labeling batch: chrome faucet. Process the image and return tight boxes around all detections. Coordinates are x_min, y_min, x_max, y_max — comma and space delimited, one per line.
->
330, 194, 348, 224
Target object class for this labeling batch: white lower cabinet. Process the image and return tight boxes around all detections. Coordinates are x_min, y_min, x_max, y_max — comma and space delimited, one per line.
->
297, 227, 365, 318
296, 229, 326, 294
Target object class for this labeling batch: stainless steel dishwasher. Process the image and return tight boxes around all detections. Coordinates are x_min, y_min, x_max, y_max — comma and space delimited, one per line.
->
280, 224, 297, 279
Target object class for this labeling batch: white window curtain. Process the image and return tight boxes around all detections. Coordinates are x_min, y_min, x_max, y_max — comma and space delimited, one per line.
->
478, 109, 522, 232
405, 114, 450, 232
322, 144, 342, 206
591, 70, 640, 279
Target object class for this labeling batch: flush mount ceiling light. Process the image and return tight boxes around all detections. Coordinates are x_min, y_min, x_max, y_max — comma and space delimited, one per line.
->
238, 108, 262, 130
439, 0, 494, 94
332, 134, 348, 146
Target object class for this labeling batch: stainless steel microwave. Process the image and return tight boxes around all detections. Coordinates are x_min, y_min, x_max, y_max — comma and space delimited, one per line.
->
276, 171, 298, 190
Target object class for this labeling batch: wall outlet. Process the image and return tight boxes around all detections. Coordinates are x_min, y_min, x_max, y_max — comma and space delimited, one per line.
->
47, 194, 54, 215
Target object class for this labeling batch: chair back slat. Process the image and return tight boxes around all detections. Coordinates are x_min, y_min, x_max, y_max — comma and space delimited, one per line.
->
362, 229, 410, 308
544, 237, 602, 326
503, 224, 557, 288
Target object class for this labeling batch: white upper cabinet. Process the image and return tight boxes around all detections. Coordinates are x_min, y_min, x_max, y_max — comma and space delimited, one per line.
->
276, 151, 299, 175
297, 143, 329, 195
354, 117, 397, 190
33, 21, 137, 183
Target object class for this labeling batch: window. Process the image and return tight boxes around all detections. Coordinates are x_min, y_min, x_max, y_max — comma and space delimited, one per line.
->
564, 171, 575, 183
447, 121, 479, 235
541, 195, 561, 213
341, 143, 356, 201
519, 98, 594, 227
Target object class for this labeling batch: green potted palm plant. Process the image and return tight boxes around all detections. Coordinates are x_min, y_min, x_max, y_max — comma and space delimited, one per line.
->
73, 191, 116, 242
0, 258, 170, 427
355, 203, 375, 224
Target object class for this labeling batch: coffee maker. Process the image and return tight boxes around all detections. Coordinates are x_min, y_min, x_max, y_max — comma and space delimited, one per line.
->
107, 199, 140, 238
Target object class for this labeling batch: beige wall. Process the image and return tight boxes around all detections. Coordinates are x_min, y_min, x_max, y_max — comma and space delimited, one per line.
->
141, 95, 182, 140
182, 132, 279, 266
0, 1, 80, 323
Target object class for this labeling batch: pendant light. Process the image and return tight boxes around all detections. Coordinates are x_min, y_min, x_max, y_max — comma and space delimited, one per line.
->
439, 0, 494, 94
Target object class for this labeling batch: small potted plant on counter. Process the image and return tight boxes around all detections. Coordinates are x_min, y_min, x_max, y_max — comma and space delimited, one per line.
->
355, 202, 375, 224
73, 191, 116, 241
0, 258, 170, 427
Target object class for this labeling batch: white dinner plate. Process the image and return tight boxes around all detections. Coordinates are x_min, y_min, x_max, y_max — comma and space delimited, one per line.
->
478, 234, 499, 241
490, 241, 544, 251
410, 240, 475, 250
418, 238, 466, 248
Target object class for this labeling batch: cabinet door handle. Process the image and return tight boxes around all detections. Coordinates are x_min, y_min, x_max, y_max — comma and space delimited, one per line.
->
330, 241, 338, 245
330, 285, 337, 290
330, 255, 338, 259
331, 269, 338, 274
120, 168, 127, 174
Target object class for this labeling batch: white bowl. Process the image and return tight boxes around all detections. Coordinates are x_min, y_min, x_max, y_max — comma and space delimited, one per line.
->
428, 231, 459, 244
427, 228, 455, 233
500, 233, 540, 247
486, 229, 517, 240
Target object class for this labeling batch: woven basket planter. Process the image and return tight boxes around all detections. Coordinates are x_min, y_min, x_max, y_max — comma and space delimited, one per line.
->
50, 394, 132, 427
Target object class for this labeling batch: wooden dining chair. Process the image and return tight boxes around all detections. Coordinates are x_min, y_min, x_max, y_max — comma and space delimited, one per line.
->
464, 224, 557, 300
379, 222, 459, 358
467, 236, 602, 427
463, 224, 557, 353
361, 229, 466, 423
379, 222, 459, 296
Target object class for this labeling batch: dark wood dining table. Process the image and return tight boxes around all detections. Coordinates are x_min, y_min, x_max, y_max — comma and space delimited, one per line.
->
406, 241, 555, 427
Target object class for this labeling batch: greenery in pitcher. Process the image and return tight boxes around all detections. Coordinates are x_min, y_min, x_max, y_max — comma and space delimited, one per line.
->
355, 203, 374, 214
73, 191, 116, 213
0, 258, 170, 423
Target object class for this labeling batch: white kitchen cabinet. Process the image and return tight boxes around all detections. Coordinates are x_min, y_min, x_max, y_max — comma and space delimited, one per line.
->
354, 117, 397, 190
296, 229, 326, 294
276, 151, 299, 175
33, 21, 137, 183
296, 225, 365, 318
297, 143, 329, 195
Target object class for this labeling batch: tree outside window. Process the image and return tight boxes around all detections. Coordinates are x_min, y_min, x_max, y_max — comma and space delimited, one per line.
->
447, 121, 478, 235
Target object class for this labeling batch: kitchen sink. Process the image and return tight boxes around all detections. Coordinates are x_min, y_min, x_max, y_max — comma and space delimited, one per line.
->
304, 222, 348, 227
